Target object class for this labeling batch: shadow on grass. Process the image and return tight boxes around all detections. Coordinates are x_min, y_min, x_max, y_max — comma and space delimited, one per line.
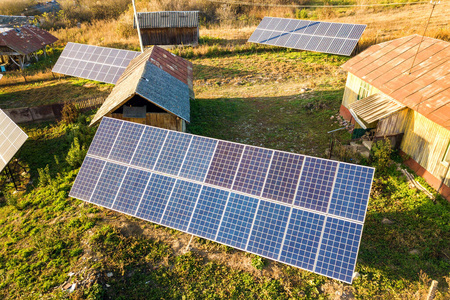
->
193, 63, 253, 81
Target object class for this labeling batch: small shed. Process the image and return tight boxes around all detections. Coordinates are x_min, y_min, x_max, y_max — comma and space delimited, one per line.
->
91, 45, 193, 132
340, 35, 450, 200
0, 25, 58, 69
135, 11, 199, 46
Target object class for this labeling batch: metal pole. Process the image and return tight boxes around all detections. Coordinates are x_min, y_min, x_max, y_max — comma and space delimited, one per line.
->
132, 0, 144, 53
409, 1, 439, 75
186, 235, 194, 251
6, 165, 18, 191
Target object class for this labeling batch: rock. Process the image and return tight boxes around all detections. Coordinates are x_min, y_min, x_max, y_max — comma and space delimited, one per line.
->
106, 272, 113, 277
353, 271, 360, 279
68, 272, 75, 277
409, 249, 420, 255
382, 218, 394, 224
69, 283, 77, 293
106, 284, 111, 288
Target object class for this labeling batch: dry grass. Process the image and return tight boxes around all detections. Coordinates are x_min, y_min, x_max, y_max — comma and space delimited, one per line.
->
0, 0, 32, 16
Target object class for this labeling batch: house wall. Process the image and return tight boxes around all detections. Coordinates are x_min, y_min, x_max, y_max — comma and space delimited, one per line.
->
140, 27, 198, 46
376, 108, 410, 136
110, 112, 185, 132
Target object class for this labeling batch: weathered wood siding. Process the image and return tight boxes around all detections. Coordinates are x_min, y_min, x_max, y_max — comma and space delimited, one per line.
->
376, 108, 410, 136
400, 110, 450, 187
110, 112, 185, 132
342, 73, 380, 108
140, 27, 198, 46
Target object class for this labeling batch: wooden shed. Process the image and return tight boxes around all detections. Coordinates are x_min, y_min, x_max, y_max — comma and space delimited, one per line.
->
91, 46, 193, 132
340, 35, 450, 201
135, 11, 199, 46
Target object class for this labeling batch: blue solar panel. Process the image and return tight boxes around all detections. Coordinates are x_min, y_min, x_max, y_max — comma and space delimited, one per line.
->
161, 180, 201, 231
188, 186, 229, 240
315, 217, 363, 283
135, 174, 176, 223
154, 131, 192, 176
88, 118, 123, 158
279, 209, 325, 271
130, 126, 168, 170
69, 156, 105, 201
233, 146, 273, 196
205, 141, 244, 189
90, 162, 127, 208
328, 164, 374, 222
71, 117, 375, 284
294, 157, 338, 213
216, 193, 259, 250
246, 200, 291, 259
248, 17, 366, 56
262, 152, 304, 204
179, 136, 217, 182
112, 168, 151, 215
108, 122, 144, 164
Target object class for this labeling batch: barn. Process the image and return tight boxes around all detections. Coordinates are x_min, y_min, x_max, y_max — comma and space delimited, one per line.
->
0, 25, 58, 69
339, 35, 450, 200
90, 45, 194, 132
135, 11, 199, 46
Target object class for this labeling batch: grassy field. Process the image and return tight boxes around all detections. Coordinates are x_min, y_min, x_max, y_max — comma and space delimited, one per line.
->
1, 2, 450, 299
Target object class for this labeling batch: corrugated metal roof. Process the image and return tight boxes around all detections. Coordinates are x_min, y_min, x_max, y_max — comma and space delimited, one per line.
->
134, 11, 199, 29
0, 25, 58, 55
91, 48, 191, 126
349, 93, 406, 124
342, 35, 450, 129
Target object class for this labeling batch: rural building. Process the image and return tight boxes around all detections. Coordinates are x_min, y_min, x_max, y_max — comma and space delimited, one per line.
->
340, 35, 450, 200
0, 25, 58, 69
91, 45, 194, 132
0, 15, 35, 33
134, 11, 199, 46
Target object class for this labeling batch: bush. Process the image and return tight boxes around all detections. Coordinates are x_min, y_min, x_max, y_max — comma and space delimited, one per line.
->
371, 138, 392, 176
66, 137, 87, 168
60, 102, 80, 125
295, 9, 309, 19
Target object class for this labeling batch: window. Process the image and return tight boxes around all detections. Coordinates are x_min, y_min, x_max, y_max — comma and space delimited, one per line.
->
443, 141, 450, 165
357, 81, 370, 100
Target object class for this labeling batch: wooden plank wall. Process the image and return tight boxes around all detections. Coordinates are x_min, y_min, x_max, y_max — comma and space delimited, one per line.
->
376, 108, 410, 136
342, 73, 380, 108
141, 27, 198, 46
400, 110, 450, 187
110, 112, 184, 132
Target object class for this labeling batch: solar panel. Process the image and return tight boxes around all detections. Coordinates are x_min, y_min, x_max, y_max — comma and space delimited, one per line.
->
70, 117, 375, 284
0, 109, 28, 172
248, 17, 367, 56
52, 42, 140, 84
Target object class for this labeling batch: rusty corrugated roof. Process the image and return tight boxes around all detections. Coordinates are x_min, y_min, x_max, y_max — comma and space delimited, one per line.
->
349, 93, 406, 124
342, 35, 450, 129
0, 25, 58, 55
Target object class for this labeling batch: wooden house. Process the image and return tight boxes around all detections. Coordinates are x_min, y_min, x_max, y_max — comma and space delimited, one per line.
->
135, 11, 199, 46
91, 46, 194, 132
340, 35, 450, 200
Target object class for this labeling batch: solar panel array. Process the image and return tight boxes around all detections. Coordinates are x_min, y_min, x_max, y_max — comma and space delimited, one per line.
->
0, 109, 28, 172
70, 117, 374, 283
248, 17, 366, 56
52, 42, 140, 84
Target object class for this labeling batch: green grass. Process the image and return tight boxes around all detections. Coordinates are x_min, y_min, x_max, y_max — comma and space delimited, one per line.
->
0, 42, 449, 299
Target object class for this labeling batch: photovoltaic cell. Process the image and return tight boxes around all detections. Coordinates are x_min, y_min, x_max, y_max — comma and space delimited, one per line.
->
188, 186, 229, 240
248, 17, 366, 56
52, 42, 140, 84
247, 200, 291, 259
216, 193, 259, 250
70, 117, 375, 284
279, 209, 325, 271
69, 157, 105, 201
295, 157, 338, 213
0, 109, 28, 172
315, 217, 363, 283
90, 162, 127, 208
328, 164, 374, 222
233, 146, 273, 196
154, 131, 192, 176
262, 152, 304, 204
178, 136, 217, 182
112, 168, 151, 215
135, 174, 176, 223
205, 141, 244, 189
161, 180, 201, 231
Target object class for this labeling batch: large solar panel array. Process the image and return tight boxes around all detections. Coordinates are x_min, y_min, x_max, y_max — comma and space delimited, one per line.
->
0, 109, 28, 172
248, 17, 366, 56
70, 117, 375, 283
52, 43, 140, 84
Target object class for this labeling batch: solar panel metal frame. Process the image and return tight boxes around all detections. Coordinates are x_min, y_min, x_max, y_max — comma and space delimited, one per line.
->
0, 109, 28, 172
70, 117, 375, 283
248, 17, 366, 56
52, 42, 140, 84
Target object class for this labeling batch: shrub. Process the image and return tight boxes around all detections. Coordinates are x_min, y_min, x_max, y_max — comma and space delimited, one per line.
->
60, 102, 80, 125
371, 138, 392, 176
37, 165, 52, 187
251, 255, 266, 270
66, 137, 87, 168
295, 9, 309, 19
